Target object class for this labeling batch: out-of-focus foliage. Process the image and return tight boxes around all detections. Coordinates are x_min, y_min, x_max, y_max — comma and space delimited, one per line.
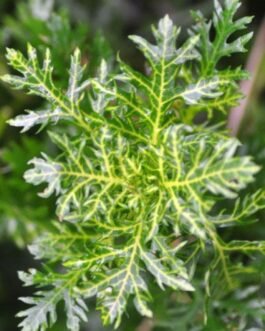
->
240, 56, 265, 186
2, 2, 112, 77
0, 138, 49, 247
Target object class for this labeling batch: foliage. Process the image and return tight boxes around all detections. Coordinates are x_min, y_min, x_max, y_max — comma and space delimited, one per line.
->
2, 0, 265, 330
2, 2, 112, 76
0, 1, 112, 247
0, 138, 50, 247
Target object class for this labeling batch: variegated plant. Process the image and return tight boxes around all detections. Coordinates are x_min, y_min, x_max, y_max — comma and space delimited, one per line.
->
3, 0, 265, 330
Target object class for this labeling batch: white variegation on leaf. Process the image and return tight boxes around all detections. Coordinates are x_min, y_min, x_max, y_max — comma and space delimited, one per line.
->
24, 155, 61, 198
3, 1, 265, 331
8, 107, 63, 132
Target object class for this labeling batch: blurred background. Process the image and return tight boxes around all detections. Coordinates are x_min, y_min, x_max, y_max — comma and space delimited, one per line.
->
0, 0, 265, 330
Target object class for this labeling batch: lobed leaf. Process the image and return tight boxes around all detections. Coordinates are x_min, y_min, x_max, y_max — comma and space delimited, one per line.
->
4, 1, 264, 330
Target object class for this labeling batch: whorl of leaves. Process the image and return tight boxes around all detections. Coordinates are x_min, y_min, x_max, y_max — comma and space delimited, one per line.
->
3, 0, 265, 330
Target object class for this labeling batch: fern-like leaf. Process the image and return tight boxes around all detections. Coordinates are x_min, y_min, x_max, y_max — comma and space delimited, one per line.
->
3, 1, 265, 330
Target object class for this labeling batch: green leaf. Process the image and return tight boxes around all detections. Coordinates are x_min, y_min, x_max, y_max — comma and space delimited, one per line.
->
190, 0, 253, 74
140, 249, 194, 291
4, 2, 264, 331
17, 269, 88, 331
